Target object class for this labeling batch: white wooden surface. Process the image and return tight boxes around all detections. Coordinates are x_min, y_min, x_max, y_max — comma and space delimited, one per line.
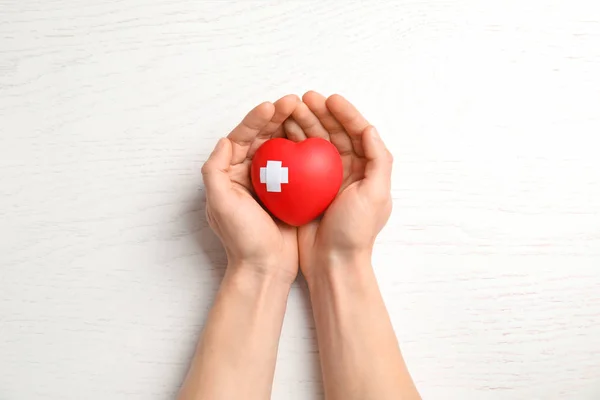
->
1, 1, 600, 399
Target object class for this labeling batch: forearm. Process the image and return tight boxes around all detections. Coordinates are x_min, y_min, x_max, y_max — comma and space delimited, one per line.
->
308, 255, 420, 400
178, 266, 291, 400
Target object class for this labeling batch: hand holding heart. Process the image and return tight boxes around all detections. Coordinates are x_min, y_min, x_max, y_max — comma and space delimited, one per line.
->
283, 92, 393, 283
202, 92, 393, 284
201, 95, 300, 284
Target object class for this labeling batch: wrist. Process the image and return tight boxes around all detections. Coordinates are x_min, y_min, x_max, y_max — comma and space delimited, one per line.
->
306, 256, 381, 322
225, 261, 295, 292
304, 250, 374, 291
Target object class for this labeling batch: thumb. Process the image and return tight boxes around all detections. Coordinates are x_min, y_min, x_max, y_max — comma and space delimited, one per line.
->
361, 126, 393, 195
201, 138, 233, 204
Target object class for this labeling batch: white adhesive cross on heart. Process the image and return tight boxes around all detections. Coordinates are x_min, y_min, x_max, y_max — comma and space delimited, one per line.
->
259, 160, 288, 192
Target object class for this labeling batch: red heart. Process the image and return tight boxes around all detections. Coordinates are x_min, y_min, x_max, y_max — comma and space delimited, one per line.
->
251, 138, 343, 226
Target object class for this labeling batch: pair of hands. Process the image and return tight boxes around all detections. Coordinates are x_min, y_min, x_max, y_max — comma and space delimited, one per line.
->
201, 91, 393, 285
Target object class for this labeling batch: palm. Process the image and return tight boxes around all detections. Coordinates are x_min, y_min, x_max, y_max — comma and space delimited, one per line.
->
224, 165, 297, 268
311, 182, 359, 242
304, 151, 366, 239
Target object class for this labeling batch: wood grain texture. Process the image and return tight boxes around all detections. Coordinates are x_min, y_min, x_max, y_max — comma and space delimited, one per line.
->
1, 1, 600, 399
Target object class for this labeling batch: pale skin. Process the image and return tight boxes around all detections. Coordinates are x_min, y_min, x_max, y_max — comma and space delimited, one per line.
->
178, 92, 420, 400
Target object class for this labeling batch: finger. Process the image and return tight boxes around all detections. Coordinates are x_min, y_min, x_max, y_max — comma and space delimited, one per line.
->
228, 102, 275, 164
303, 91, 353, 155
326, 94, 369, 157
283, 118, 307, 142
266, 94, 300, 137
201, 138, 233, 206
291, 101, 329, 140
248, 94, 299, 157
361, 126, 393, 196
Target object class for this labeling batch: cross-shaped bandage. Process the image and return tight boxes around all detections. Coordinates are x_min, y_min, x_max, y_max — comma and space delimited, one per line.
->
259, 160, 289, 192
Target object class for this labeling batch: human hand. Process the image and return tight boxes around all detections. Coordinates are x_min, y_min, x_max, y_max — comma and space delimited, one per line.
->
202, 95, 300, 284
283, 92, 393, 282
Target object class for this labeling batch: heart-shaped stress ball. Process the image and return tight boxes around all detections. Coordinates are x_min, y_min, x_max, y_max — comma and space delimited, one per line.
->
251, 138, 343, 226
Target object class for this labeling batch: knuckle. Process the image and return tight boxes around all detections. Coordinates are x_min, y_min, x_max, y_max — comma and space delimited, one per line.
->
202, 161, 222, 179
373, 186, 392, 204
385, 150, 394, 164
378, 192, 391, 205
201, 161, 212, 176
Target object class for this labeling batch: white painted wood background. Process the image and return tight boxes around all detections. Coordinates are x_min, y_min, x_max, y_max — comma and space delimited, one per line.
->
1, 1, 599, 399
